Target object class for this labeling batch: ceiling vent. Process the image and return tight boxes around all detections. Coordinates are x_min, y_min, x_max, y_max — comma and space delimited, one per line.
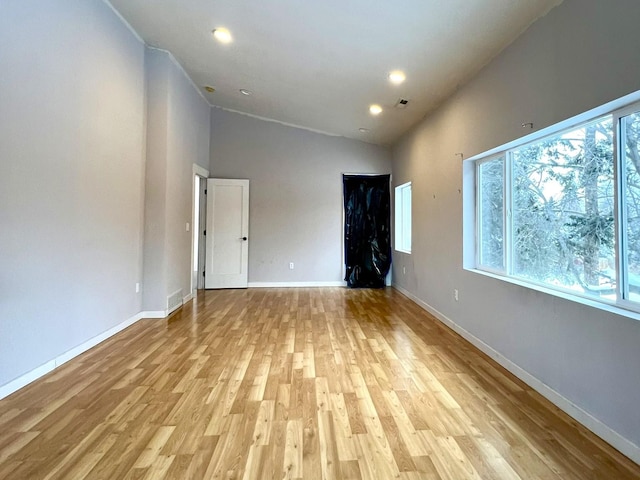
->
395, 98, 410, 109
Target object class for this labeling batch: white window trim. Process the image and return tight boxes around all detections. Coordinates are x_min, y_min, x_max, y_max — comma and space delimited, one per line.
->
464, 89, 640, 320
471, 267, 640, 322
395, 181, 412, 254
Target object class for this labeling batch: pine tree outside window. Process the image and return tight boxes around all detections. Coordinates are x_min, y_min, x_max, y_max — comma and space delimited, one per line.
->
472, 100, 640, 313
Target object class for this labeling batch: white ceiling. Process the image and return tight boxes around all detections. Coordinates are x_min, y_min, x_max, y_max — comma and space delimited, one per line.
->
108, 0, 561, 146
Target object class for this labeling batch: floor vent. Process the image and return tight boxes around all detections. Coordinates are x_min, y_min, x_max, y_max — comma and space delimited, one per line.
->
167, 289, 183, 314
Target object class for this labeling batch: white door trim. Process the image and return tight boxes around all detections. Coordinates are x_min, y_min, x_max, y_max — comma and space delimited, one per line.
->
191, 164, 209, 295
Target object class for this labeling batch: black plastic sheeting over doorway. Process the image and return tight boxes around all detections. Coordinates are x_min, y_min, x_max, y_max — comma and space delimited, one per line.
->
343, 174, 391, 288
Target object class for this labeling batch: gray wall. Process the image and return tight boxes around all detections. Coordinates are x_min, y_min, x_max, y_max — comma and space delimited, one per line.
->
142, 49, 210, 311
164, 55, 211, 299
392, 0, 640, 451
0, 1, 210, 390
0, 1, 146, 386
209, 109, 391, 283
142, 49, 170, 311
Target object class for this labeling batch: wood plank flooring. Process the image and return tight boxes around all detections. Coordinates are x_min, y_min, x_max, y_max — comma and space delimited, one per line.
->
1, 288, 638, 479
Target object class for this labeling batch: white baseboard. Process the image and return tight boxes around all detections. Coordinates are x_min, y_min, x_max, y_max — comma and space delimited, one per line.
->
0, 310, 149, 400
0, 298, 201, 400
248, 281, 346, 288
183, 292, 194, 303
141, 310, 167, 319
392, 285, 640, 465
167, 304, 181, 316
0, 360, 57, 402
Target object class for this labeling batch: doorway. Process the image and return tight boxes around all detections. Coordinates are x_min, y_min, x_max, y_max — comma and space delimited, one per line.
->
191, 165, 209, 296
343, 174, 392, 288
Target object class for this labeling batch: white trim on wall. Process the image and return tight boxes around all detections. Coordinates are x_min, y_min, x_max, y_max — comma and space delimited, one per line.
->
142, 310, 168, 318
101, 0, 145, 44
248, 281, 346, 288
147, 47, 209, 105
191, 164, 210, 295
392, 284, 640, 465
193, 164, 209, 178
212, 105, 342, 139
0, 311, 149, 400
103, 1, 209, 107
0, 296, 201, 400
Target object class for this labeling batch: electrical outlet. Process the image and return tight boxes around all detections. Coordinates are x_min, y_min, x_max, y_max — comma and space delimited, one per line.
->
136, 282, 140, 293
186, 222, 190, 232
454, 289, 459, 301
403, 266, 406, 275
289, 262, 294, 270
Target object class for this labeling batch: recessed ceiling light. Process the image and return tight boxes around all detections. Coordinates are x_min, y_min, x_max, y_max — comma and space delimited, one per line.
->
239, 89, 252, 96
359, 128, 370, 133
369, 104, 383, 116
388, 70, 406, 85
212, 27, 232, 44
204, 86, 215, 93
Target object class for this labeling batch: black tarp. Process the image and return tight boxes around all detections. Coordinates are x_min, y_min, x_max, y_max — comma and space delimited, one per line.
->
343, 174, 391, 288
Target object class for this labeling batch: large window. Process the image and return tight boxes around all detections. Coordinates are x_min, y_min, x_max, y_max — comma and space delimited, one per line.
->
473, 101, 640, 312
395, 182, 412, 253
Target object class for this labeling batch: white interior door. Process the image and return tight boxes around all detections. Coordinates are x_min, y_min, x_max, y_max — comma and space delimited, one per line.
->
205, 178, 249, 289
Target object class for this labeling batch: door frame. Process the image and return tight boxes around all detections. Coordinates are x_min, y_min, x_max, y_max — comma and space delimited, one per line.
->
341, 172, 393, 286
191, 164, 209, 296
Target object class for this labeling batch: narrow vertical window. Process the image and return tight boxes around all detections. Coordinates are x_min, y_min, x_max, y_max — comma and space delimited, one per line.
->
395, 182, 412, 253
477, 157, 505, 271
620, 110, 640, 303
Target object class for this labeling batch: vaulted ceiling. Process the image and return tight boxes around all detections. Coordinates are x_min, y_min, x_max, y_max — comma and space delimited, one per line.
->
108, 0, 562, 145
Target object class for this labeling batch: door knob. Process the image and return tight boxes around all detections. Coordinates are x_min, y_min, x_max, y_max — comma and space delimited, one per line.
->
241, 237, 247, 241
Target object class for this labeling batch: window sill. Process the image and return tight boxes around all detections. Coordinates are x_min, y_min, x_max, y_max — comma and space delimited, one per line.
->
395, 249, 411, 254
465, 267, 640, 322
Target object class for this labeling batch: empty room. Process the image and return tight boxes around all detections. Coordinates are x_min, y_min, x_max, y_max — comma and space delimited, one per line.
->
2, 0, 640, 478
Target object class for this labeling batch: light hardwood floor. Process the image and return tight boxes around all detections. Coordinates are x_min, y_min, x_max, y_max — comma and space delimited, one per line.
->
1, 288, 638, 479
